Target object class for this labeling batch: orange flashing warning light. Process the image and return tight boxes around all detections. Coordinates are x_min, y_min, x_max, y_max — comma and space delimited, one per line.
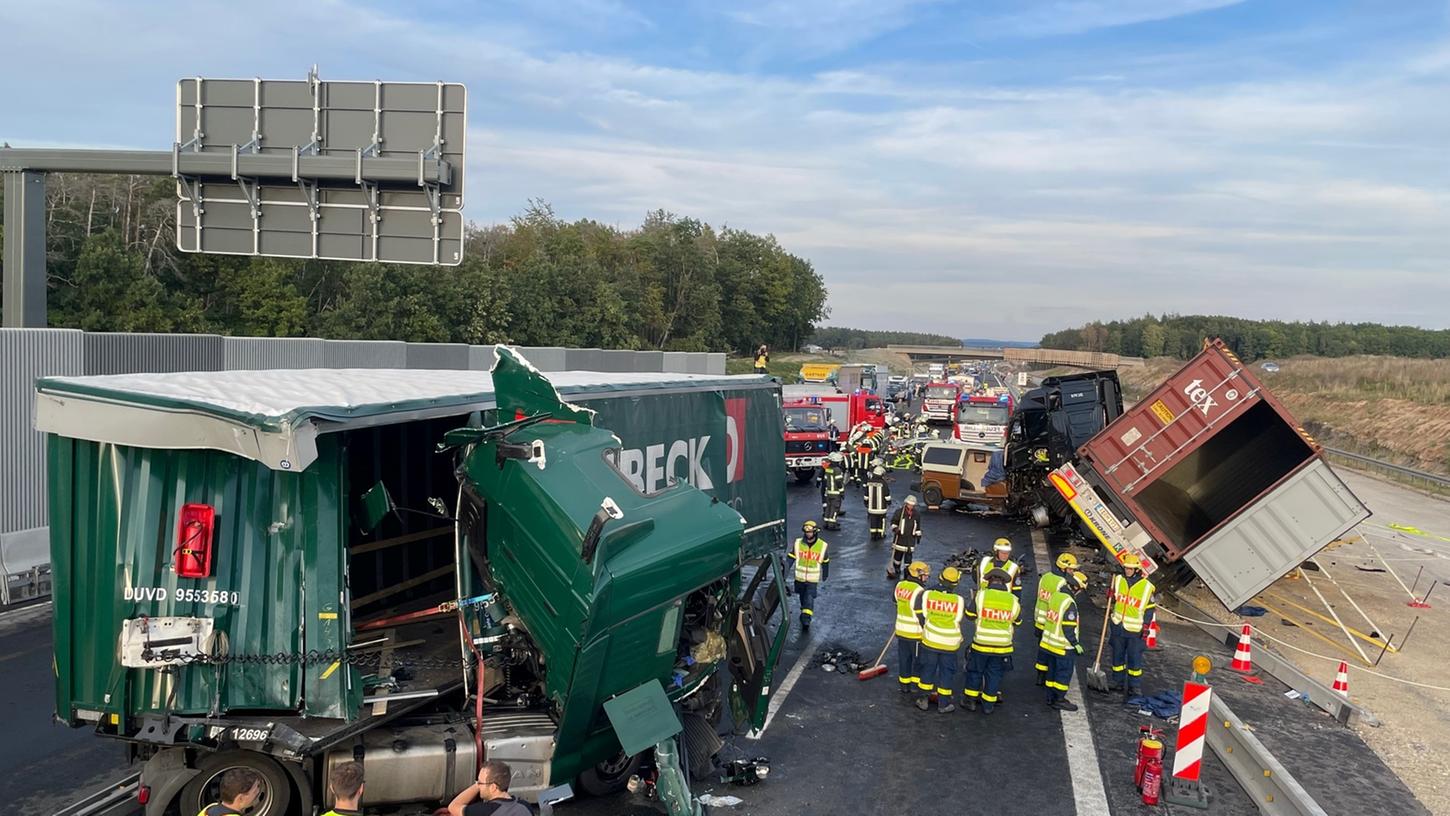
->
1048, 472, 1076, 502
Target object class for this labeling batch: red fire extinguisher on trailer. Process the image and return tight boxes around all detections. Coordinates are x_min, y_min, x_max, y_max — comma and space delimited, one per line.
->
1134, 725, 1164, 789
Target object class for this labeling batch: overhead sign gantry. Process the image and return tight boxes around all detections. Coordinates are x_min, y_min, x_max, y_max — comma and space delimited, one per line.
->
1, 68, 467, 327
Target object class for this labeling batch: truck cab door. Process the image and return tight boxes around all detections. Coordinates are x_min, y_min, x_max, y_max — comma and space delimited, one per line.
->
726, 555, 789, 730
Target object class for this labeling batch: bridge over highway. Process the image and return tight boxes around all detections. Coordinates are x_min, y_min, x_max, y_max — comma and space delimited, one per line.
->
886, 344, 1143, 368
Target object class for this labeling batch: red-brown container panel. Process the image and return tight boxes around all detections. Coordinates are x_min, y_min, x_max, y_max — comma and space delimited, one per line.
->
1078, 340, 1321, 557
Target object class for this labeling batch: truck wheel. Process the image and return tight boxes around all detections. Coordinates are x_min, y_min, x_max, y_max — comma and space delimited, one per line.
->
923, 484, 943, 508
180, 750, 293, 816
793, 469, 816, 485
577, 750, 644, 796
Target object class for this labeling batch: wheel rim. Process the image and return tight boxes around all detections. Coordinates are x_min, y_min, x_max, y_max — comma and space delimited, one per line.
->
197, 768, 278, 816
596, 750, 634, 779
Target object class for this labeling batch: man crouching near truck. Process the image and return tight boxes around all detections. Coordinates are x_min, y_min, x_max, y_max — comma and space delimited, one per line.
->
446, 760, 530, 816
198, 769, 261, 815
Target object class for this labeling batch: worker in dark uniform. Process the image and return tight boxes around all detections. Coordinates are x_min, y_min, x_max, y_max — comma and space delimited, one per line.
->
1042, 572, 1088, 711
864, 465, 892, 540
886, 495, 923, 579
787, 521, 830, 631
819, 451, 846, 530
197, 769, 262, 816
963, 568, 1021, 714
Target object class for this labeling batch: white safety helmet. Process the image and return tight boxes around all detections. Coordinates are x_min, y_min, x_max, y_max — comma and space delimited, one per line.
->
828, 451, 844, 464
872, 466, 886, 478
905, 495, 918, 506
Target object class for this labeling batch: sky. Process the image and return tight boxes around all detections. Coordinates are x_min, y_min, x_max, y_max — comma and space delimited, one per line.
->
2, 1, 1448, 341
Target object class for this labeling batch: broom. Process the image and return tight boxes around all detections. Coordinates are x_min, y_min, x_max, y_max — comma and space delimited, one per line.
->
858, 633, 896, 681
1085, 588, 1112, 692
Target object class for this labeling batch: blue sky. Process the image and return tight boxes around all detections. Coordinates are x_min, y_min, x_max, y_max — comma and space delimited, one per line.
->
3, 0, 1448, 341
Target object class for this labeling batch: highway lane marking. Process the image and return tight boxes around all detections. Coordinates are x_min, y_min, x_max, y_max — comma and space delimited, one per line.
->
746, 619, 831, 740
747, 525, 877, 740
1032, 528, 1111, 816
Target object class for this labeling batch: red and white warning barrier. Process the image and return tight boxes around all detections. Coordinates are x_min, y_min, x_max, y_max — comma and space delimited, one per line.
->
1332, 661, 1350, 696
1230, 623, 1253, 672
1165, 680, 1212, 808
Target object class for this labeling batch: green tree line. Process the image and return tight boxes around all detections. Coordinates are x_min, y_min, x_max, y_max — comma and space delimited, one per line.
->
1042, 315, 1450, 361
0, 175, 829, 353
809, 326, 960, 350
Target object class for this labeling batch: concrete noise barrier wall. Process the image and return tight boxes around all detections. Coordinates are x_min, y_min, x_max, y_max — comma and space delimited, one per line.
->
0, 330, 733, 553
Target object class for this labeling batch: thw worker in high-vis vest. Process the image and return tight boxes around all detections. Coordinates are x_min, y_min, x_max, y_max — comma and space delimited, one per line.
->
1041, 572, 1088, 712
963, 568, 1021, 714
1108, 554, 1157, 695
892, 561, 931, 693
787, 521, 830, 632
912, 566, 966, 713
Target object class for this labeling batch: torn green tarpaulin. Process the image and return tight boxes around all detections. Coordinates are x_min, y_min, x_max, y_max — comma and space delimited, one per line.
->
491, 345, 594, 426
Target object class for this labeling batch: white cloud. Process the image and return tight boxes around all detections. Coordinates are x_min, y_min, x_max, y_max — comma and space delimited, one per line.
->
986, 0, 1249, 38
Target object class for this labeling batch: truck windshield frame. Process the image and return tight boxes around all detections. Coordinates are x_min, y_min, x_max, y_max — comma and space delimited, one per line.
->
925, 386, 957, 400
783, 407, 830, 432
957, 405, 1009, 424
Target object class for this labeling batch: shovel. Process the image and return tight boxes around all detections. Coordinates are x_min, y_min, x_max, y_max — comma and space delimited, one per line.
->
1085, 590, 1112, 692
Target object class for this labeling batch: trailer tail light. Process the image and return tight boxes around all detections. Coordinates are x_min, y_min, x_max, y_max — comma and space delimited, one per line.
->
1048, 472, 1076, 502
175, 503, 215, 579
137, 785, 151, 805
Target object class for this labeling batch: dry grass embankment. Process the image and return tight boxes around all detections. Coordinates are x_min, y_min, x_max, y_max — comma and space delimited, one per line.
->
1119, 355, 1450, 477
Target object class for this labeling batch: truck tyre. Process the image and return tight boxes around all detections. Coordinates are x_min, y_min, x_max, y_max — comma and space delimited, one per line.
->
180, 750, 293, 816
794, 469, 816, 485
577, 749, 644, 796
923, 484, 943, 509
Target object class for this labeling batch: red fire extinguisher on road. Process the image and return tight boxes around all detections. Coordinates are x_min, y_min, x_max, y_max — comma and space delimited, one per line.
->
1141, 752, 1163, 805
1134, 725, 1164, 788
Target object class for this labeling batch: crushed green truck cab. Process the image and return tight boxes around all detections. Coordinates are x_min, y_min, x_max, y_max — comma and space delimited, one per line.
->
37, 348, 789, 816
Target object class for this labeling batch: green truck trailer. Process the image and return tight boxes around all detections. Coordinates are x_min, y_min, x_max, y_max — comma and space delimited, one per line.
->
35, 348, 789, 816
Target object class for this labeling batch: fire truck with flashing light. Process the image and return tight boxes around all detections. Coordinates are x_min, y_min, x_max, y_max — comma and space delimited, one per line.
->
782, 397, 838, 483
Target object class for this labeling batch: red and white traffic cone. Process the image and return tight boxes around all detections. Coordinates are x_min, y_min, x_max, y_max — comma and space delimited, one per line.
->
1145, 620, 1161, 651
1230, 623, 1253, 673
1332, 661, 1350, 696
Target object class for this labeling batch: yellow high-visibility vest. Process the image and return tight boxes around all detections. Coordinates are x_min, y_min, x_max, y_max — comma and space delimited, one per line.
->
971, 588, 1020, 653
1034, 571, 1067, 629
894, 579, 925, 639
978, 556, 1020, 590
1041, 592, 1079, 655
1111, 575, 1156, 633
792, 537, 829, 583
920, 589, 966, 651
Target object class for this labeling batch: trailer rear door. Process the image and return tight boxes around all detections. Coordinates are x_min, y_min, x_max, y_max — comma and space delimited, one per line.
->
1181, 458, 1369, 608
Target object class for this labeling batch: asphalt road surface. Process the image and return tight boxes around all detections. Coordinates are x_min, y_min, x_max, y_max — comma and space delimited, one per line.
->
2, 602, 134, 815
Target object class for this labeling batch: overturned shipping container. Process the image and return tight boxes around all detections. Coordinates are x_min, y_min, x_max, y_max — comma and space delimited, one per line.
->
1055, 340, 1369, 608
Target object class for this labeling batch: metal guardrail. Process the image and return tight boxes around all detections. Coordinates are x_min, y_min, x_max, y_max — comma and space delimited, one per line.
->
1208, 695, 1330, 816
54, 772, 141, 816
1323, 448, 1450, 492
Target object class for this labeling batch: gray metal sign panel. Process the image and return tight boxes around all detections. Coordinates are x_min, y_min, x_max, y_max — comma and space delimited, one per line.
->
174, 74, 466, 265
